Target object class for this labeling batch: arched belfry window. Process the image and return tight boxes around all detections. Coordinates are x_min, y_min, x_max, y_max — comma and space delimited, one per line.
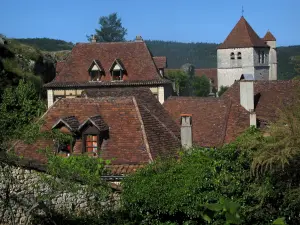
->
237, 52, 242, 59
230, 52, 235, 60
109, 59, 125, 81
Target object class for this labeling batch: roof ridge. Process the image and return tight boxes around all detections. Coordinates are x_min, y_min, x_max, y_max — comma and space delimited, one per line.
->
132, 96, 153, 162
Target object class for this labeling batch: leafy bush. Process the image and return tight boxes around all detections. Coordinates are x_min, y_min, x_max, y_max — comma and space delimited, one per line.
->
0, 80, 45, 146
121, 128, 292, 224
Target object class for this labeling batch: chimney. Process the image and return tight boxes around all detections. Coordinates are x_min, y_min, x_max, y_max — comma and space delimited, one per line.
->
135, 35, 143, 42
240, 80, 257, 128
249, 110, 257, 128
91, 35, 97, 43
180, 114, 192, 149
240, 80, 254, 111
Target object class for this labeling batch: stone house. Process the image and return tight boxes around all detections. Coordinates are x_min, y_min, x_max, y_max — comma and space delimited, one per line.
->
166, 16, 277, 92
44, 36, 172, 108
217, 16, 277, 90
163, 79, 298, 148
13, 88, 181, 176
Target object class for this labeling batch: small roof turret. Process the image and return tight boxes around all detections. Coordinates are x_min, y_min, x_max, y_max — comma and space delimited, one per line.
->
263, 31, 276, 41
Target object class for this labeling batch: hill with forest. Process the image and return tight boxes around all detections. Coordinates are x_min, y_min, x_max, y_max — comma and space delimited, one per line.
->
0, 35, 56, 98
14, 38, 300, 80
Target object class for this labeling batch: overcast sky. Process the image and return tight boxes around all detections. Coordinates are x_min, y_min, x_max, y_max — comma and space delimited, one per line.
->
1, 0, 299, 46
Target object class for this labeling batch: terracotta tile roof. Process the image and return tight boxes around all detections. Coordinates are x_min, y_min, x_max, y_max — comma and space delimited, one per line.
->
164, 80, 300, 147
194, 68, 218, 89
163, 97, 229, 147
52, 116, 80, 131
53, 41, 162, 83
263, 31, 276, 41
218, 16, 268, 49
82, 87, 181, 157
153, 56, 167, 69
44, 79, 172, 88
222, 80, 298, 122
78, 115, 109, 132
104, 164, 145, 175
55, 61, 65, 74
14, 96, 180, 165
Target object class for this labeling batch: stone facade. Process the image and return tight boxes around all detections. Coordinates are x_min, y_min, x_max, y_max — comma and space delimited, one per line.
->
217, 47, 273, 89
0, 163, 119, 225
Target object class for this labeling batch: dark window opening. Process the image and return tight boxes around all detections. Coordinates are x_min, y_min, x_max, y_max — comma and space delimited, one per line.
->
237, 52, 242, 59
230, 52, 235, 60
112, 70, 122, 81
90, 71, 102, 81
261, 51, 265, 64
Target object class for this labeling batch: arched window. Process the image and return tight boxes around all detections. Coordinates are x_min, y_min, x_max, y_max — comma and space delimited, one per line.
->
230, 52, 235, 60
237, 52, 242, 59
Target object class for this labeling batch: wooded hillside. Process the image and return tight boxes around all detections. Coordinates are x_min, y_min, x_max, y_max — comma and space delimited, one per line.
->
15, 38, 300, 80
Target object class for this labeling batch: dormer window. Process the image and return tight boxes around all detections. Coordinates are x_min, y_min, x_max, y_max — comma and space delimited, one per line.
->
52, 116, 79, 155
78, 115, 109, 156
109, 59, 125, 81
237, 52, 242, 59
88, 60, 103, 81
230, 52, 235, 60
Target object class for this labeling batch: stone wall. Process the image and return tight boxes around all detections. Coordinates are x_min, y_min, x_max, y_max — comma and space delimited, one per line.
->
0, 163, 119, 225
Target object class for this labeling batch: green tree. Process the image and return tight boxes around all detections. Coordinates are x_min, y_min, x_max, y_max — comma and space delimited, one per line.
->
165, 70, 188, 95
87, 13, 127, 42
218, 85, 229, 97
193, 75, 210, 97
0, 80, 45, 147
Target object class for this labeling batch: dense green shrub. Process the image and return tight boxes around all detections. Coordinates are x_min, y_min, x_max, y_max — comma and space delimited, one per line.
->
122, 128, 293, 224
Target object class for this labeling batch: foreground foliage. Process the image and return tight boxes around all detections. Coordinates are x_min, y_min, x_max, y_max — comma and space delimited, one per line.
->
121, 127, 295, 224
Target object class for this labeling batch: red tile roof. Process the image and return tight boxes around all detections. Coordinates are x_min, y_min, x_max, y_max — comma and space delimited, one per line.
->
164, 80, 299, 147
82, 88, 181, 157
263, 31, 276, 41
105, 164, 145, 175
218, 16, 268, 49
53, 42, 162, 83
14, 95, 180, 165
153, 56, 167, 69
55, 61, 65, 74
163, 97, 229, 147
195, 68, 217, 89
44, 79, 172, 88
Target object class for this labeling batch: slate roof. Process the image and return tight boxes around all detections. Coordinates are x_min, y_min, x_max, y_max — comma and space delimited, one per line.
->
263, 31, 276, 41
218, 16, 269, 49
14, 96, 180, 165
153, 56, 167, 69
51, 41, 162, 84
164, 80, 299, 147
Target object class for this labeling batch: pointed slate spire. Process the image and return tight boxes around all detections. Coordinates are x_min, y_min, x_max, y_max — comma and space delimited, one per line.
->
218, 16, 268, 49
